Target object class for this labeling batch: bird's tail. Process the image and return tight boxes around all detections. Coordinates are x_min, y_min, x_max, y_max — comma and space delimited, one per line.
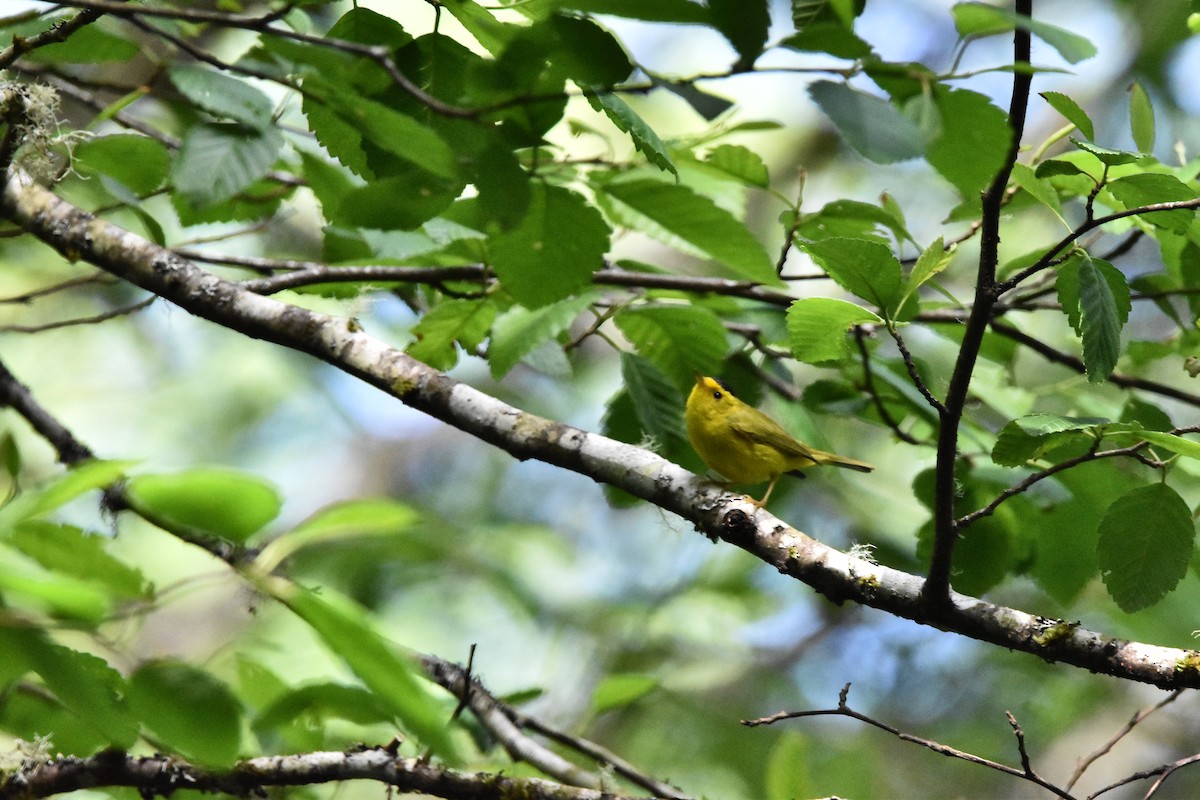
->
814, 451, 874, 473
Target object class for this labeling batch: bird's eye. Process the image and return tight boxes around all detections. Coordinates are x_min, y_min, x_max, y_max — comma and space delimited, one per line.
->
711, 390, 723, 400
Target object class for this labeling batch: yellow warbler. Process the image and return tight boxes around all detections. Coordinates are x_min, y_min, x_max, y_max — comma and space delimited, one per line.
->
685, 375, 873, 507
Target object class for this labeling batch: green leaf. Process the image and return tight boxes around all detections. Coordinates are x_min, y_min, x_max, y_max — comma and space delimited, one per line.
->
254, 683, 394, 731
555, 0, 709, 23
808, 81, 925, 164
0, 460, 133, 533
797, 199, 913, 245
1129, 83, 1155, 152
952, 2, 1097, 63
787, 298, 882, 365
406, 298, 497, 371
256, 499, 421, 574
587, 93, 677, 176
991, 413, 1108, 467
0, 558, 110, 622
24, 20, 140, 64
908, 237, 954, 290
126, 468, 282, 542
267, 580, 461, 760
169, 65, 275, 130
489, 295, 593, 379
173, 123, 284, 206
614, 305, 730, 390
619, 353, 687, 454
1040, 91, 1094, 139
1106, 173, 1197, 234
74, 134, 171, 196
0, 630, 138, 747
591, 672, 658, 714
798, 237, 903, 312
926, 87, 1012, 199
765, 732, 811, 800
10, 521, 150, 599
1109, 429, 1200, 460
312, 93, 459, 181
708, 0, 770, 68
1011, 162, 1062, 216
1057, 256, 1130, 382
490, 184, 610, 307
779, 24, 873, 59
545, 15, 632, 87
600, 179, 777, 285
335, 172, 462, 230
703, 144, 769, 188
1097, 483, 1194, 612
1072, 139, 1139, 166
128, 661, 244, 766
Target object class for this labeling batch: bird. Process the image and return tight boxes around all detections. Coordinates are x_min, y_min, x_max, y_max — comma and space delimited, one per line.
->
685, 375, 873, 508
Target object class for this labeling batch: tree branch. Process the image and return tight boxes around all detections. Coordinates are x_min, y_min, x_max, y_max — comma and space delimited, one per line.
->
7, 169, 1200, 689
1, 747, 655, 800
925, 0, 1032, 606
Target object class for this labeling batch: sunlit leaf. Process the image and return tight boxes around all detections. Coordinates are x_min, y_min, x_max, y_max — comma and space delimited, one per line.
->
128, 661, 244, 766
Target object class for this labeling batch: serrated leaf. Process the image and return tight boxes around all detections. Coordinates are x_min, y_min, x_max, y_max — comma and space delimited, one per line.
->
264, 579, 461, 760
1109, 430, 1200, 460
587, 92, 677, 175
908, 236, 953, 290
0, 630, 138, 747
1107, 173, 1197, 233
614, 305, 729, 390
991, 413, 1107, 466
10, 521, 149, 599
406, 298, 497, 371
126, 468, 282, 542
619, 353, 686, 453
1072, 139, 1138, 166
546, 14, 632, 87
174, 123, 284, 206
787, 298, 882, 365
490, 184, 610, 307
601, 180, 778, 285
1129, 81, 1156, 154
1077, 257, 1130, 382
808, 81, 925, 164
952, 2, 1097, 63
1098, 483, 1194, 612
1011, 162, 1062, 215
1041, 91, 1094, 139
799, 237, 903, 313
169, 65, 275, 130
335, 172, 462, 230
489, 295, 593, 379
128, 661, 243, 766
926, 87, 1012, 199
703, 144, 769, 188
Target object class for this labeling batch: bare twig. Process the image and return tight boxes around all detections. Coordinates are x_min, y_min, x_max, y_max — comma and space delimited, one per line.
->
0, 296, 154, 332
0, 358, 94, 464
854, 325, 921, 444
744, 684, 1074, 800
1068, 690, 1183, 792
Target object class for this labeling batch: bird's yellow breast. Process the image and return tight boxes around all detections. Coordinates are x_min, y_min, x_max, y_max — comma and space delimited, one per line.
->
685, 378, 786, 484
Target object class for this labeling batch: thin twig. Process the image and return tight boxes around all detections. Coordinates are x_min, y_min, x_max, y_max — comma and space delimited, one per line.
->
1067, 690, 1183, 791
744, 684, 1075, 800
854, 325, 920, 444
0, 296, 155, 333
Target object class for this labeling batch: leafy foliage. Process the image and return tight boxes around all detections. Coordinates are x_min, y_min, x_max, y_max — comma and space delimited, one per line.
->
5, 0, 1200, 798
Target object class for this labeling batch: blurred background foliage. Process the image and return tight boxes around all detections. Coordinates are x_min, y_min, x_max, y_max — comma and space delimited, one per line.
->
4, 0, 1200, 798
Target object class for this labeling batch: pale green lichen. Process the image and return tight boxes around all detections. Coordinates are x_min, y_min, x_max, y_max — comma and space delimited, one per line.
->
1032, 619, 1074, 646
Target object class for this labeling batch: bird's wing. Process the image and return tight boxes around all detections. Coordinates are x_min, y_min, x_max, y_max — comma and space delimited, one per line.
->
726, 407, 821, 463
